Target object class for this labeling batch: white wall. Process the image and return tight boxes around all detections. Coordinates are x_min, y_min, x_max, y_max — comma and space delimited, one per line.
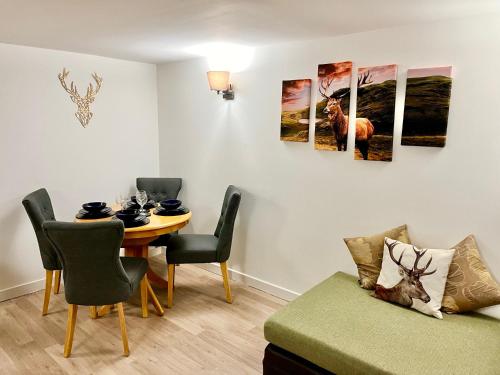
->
157, 14, 500, 315
0, 43, 159, 299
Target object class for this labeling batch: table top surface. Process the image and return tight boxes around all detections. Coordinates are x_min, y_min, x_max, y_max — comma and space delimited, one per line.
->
75, 205, 192, 234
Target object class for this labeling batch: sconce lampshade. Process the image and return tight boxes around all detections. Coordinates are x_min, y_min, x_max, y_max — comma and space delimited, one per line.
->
207, 71, 230, 91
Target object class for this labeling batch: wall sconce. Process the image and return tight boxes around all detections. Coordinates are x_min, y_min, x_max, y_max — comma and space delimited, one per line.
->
207, 71, 234, 100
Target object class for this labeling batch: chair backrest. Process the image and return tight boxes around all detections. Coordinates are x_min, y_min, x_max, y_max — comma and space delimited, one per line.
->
214, 185, 241, 262
42, 221, 133, 306
136, 177, 182, 203
22, 188, 61, 271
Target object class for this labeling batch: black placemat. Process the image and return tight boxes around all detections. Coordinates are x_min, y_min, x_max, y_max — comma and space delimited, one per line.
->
75, 207, 115, 219
112, 216, 150, 228
153, 206, 190, 216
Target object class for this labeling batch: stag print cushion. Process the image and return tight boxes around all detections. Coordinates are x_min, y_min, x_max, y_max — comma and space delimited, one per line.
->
344, 225, 411, 289
441, 235, 500, 313
374, 238, 455, 319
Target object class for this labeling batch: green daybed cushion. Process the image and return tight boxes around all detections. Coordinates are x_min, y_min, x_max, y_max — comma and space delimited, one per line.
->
264, 272, 500, 375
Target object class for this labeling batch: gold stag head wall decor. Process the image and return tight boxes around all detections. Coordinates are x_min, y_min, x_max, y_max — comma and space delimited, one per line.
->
58, 68, 103, 128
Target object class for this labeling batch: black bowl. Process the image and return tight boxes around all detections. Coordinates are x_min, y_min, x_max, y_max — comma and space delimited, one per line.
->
82, 202, 107, 212
115, 209, 140, 221
126, 201, 140, 209
160, 199, 182, 210
130, 195, 137, 202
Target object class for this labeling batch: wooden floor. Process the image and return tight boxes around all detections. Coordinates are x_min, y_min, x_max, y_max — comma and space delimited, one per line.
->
0, 257, 286, 374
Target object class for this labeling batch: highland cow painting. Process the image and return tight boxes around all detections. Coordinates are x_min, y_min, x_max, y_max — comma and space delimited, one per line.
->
355, 64, 397, 162
280, 79, 312, 142
401, 66, 452, 147
314, 61, 353, 151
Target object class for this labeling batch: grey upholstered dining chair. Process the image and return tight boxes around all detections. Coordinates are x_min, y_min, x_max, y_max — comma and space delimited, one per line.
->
136, 177, 182, 246
165, 185, 241, 307
22, 188, 62, 315
136, 177, 182, 203
42, 220, 163, 357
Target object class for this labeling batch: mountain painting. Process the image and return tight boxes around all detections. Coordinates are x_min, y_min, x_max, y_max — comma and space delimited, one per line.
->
401, 66, 453, 147
314, 61, 353, 151
280, 79, 312, 142
355, 64, 397, 161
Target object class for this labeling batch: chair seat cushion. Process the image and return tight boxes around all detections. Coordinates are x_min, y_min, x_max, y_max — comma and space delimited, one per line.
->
264, 272, 500, 375
120, 257, 148, 293
166, 234, 218, 264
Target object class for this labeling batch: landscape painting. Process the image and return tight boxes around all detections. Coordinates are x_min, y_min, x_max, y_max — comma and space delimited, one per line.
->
280, 79, 312, 142
401, 66, 453, 147
314, 61, 353, 151
355, 64, 397, 161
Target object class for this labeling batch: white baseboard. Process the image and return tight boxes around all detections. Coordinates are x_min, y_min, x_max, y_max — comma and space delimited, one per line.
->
0, 264, 299, 305
196, 263, 300, 301
2, 266, 498, 319
0, 278, 46, 303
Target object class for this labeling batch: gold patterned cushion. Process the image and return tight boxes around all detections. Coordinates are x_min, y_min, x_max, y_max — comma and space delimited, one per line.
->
344, 225, 411, 289
441, 235, 500, 313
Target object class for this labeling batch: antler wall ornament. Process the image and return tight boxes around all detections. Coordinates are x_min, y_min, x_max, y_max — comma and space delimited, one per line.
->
58, 68, 103, 128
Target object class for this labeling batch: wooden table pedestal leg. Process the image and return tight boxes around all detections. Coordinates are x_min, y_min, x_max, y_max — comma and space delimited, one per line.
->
124, 245, 168, 289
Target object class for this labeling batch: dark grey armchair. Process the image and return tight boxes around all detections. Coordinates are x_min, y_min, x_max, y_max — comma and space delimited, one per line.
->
165, 185, 241, 307
42, 220, 164, 357
22, 188, 62, 315
136, 177, 182, 246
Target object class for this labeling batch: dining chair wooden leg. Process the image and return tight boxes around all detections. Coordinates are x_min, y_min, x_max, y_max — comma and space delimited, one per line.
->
42, 270, 53, 316
53, 270, 61, 294
173, 264, 176, 288
146, 278, 164, 316
116, 303, 129, 357
167, 264, 175, 308
64, 304, 78, 358
140, 276, 148, 318
220, 262, 233, 304
89, 306, 98, 319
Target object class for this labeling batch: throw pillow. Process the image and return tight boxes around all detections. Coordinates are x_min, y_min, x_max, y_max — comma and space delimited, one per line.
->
344, 225, 411, 289
441, 235, 500, 313
374, 238, 455, 319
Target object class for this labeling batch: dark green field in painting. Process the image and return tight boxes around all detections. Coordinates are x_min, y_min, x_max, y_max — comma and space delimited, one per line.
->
356, 80, 396, 135
356, 80, 396, 161
401, 76, 452, 147
353, 135, 393, 161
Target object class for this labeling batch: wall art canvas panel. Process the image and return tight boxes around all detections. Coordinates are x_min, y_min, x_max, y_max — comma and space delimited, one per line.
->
401, 66, 452, 147
355, 64, 397, 161
280, 79, 312, 142
314, 61, 353, 151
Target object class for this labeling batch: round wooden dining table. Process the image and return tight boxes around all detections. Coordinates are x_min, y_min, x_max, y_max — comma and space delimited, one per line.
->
75, 205, 192, 288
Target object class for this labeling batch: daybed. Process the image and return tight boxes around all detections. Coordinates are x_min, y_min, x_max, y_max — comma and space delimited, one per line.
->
264, 272, 500, 374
